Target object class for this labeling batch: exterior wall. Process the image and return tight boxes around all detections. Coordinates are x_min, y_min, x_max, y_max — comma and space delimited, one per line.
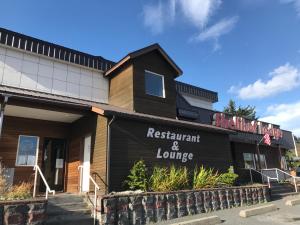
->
67, 114, 97, 193
109, 65, 134, 111
0, 116, 70, 185
0, 46, 108, 103
231, 142, 282, 182
109, 118, 232, 192
133, 51, 177, 118
90, 115, 108, 195
180, 93, 213, 110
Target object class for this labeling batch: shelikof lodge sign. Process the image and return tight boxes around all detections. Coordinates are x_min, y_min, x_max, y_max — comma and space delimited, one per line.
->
213, 113, 283, 140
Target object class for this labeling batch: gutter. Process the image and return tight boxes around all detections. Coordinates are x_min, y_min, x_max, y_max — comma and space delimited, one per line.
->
106, 115, 116, 194
293, 134, 298, 157
0, 95, 9, 137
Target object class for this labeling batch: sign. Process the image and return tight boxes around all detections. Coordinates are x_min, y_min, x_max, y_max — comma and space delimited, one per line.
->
212, 113, 283, 140
146, 127, 199, 163
55, 159, 64, 169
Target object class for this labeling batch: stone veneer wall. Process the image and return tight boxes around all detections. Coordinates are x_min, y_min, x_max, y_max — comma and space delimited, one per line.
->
101, 185, 270, 225
0, 199, 47, 225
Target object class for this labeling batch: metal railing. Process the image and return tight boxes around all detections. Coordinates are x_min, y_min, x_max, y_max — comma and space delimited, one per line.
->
261, 168, 300, 192
248, 168, 278, 188
78, 165, 100, 225
33, 165, 55, 199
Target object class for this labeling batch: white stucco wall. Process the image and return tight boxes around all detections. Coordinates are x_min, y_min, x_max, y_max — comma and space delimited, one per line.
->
0, 46, 108, 103
181, 93, 213, 110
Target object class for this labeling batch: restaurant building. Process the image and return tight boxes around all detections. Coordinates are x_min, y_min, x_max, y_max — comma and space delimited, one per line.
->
0, 27, 295, 195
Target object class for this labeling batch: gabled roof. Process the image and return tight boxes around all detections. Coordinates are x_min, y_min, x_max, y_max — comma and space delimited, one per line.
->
105, 43, 183, 77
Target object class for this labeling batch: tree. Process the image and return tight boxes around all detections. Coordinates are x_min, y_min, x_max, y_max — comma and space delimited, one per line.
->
223, 99, 257, 120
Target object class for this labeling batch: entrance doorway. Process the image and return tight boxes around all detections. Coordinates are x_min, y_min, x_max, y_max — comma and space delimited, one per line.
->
40, 138, 66, 192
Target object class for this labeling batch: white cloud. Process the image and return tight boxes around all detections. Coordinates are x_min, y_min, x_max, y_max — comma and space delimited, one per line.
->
179, 0, 222, 28
193, 16, 239, 42
260, 101, 300, 136
280, 0, 300, 16
142, 0, 237, 50
229, 63, 300, 99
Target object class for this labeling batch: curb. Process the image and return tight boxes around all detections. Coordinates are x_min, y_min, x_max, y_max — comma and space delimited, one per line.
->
286, 198, 300, 206
239, 204, 277, 218
169, 216, 221, 225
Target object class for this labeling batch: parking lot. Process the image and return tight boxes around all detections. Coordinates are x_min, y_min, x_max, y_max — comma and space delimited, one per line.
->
160, 195, 300, 225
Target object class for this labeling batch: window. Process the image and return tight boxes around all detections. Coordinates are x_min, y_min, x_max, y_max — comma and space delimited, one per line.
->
16, 135, 39, 166
256, 154, 267, 169
243, 153, 256, 169
145, 71, 165, 98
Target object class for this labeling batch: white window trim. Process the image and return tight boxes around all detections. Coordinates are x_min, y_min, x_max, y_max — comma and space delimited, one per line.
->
243, 152, 256, 169
15, 135, 40, 167
145, 70, 166, 98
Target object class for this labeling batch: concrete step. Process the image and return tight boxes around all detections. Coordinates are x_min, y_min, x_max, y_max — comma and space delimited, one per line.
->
46, 193, 94, 224
46, 214, 94, 225
48, 207, 91, 217
48, 202, 90, 211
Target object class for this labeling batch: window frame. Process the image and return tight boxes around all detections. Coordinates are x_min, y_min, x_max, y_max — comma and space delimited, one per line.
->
144, 70, 166, 98
243, 153, 256, 169
256, 154, 267, 169
15, 135, 39, 167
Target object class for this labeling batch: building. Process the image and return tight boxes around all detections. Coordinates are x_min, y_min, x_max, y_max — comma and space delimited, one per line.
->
0, 27, 295, 195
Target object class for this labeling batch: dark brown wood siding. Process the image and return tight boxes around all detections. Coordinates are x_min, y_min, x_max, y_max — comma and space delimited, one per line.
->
90, 115, 108, 195
133, 51, 177, 118
231, 142, 283, 183
109, 65, 134, 111
109, 118, 231, 192
0, 116, 70, 185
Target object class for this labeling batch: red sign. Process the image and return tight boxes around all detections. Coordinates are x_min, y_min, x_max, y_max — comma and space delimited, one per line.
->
213, 113, 283, 140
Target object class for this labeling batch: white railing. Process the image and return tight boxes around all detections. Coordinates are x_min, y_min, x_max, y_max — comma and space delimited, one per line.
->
261, 168, 300, 192
248, 168, 278, 188
33, 165, 55, 199
78, 165, 100, 225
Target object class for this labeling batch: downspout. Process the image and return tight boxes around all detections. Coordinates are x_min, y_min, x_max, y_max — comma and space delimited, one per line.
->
106, 115, 116, 194
0, 95, 9, 138
292, 134, 298, 157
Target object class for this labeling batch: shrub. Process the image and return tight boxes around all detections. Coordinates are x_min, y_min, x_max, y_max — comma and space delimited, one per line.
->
193, 166, 219, 189
218, 166, 239, 187
149, 165, 189, 192
5, 182, 33, 200
124, 160, 148, 191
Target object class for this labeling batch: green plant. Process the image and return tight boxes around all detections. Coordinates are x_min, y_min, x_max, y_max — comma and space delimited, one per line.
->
285, 150, 300, 170
124, 160, 148, 191
193, 166, 219, 189
217, 167, 239, 187
149, 165, 189, 192
5, 182, 32, 200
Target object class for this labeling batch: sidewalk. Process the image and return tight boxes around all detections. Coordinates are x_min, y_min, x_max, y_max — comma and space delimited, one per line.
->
159, 194, 300, 225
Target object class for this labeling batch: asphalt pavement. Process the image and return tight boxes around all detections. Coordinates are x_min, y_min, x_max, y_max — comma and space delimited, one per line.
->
159, 194, 300, 225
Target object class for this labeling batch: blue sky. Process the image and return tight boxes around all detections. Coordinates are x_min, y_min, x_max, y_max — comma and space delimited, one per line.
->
1, 0, 300, 135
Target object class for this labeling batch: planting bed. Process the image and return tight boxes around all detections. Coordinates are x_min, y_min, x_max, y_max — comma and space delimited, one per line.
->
101, 185, 270, 225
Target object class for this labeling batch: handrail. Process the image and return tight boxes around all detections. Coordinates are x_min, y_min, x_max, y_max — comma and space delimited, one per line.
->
261, 168, 300, 192
33, 165, 55, 199
78, 165, 101, 225
248, 168, 278, 188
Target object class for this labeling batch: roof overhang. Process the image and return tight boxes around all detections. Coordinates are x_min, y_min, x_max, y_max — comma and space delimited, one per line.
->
105, 44, 183, 77
91, 106, 235, 135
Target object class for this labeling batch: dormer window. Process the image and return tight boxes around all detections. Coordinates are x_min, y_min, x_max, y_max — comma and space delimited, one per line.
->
145, 70, 165, 98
